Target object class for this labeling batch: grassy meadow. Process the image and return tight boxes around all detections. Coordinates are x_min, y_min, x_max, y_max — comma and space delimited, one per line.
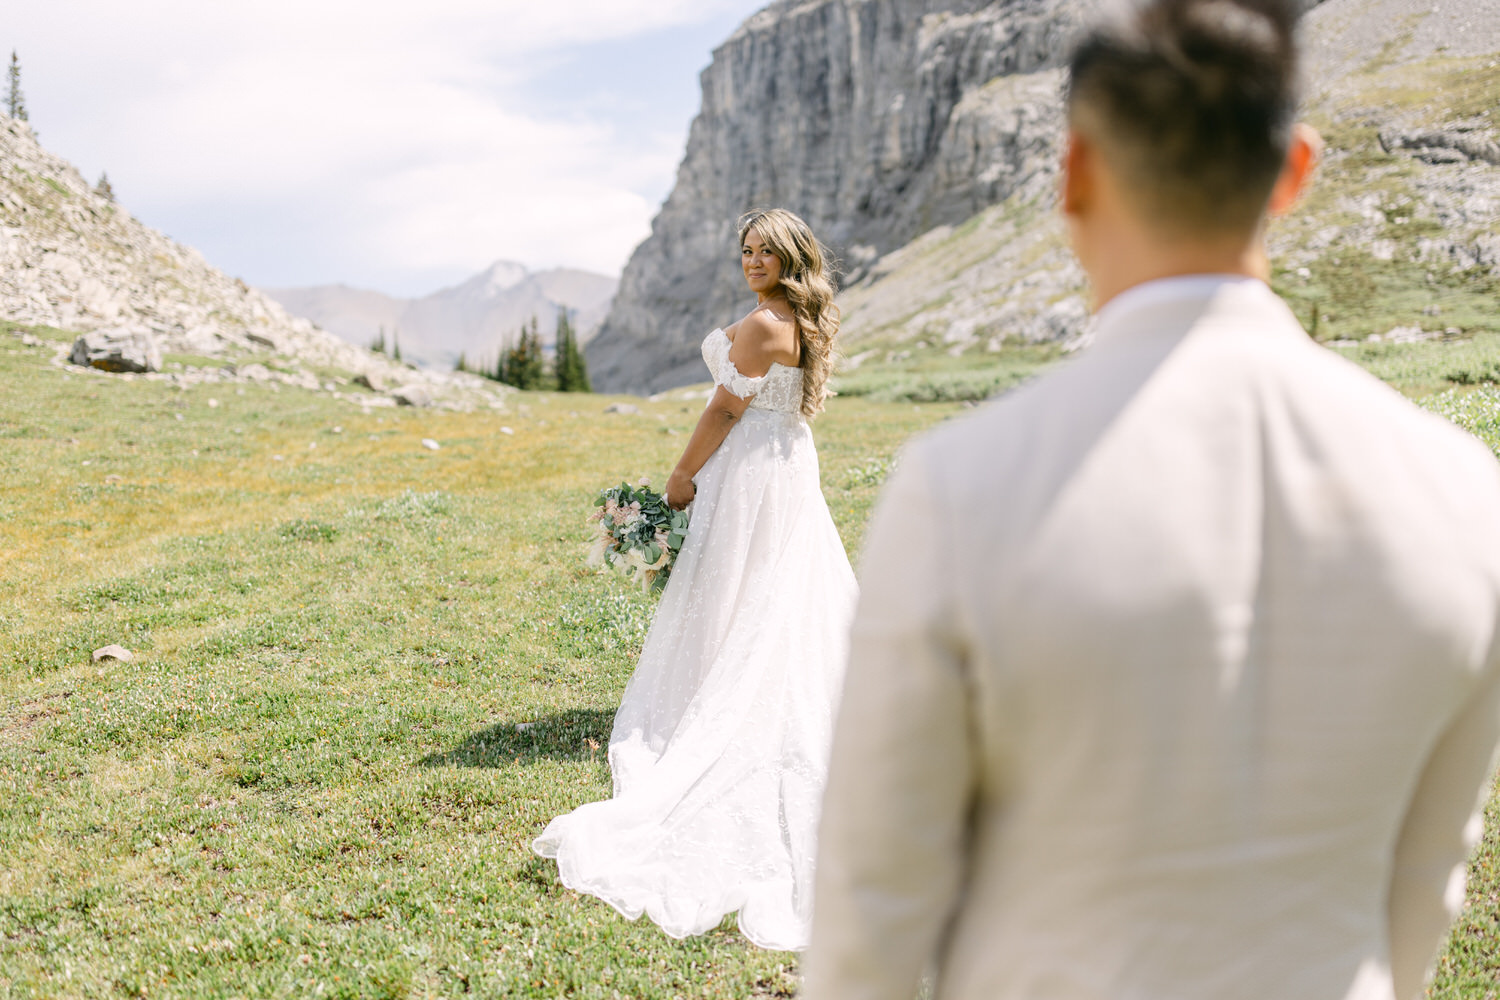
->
2, 320, 1500, 997
0, 323, 957, 998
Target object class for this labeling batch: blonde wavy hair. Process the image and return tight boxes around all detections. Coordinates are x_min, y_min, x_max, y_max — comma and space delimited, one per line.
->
737, 208, 840, 417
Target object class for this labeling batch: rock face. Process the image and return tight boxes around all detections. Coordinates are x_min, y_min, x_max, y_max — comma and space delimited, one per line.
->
589, 0, 1092, 393
587, 0, 1337, 395
0, 115, 505, 408
846, 0, 1500, 361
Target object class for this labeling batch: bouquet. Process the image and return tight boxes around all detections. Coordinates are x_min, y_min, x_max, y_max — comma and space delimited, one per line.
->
587, 478, 690, 592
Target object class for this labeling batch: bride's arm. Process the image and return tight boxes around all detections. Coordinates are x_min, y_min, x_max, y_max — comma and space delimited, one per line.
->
664, 316, 781, 509
665, 385, 751, 508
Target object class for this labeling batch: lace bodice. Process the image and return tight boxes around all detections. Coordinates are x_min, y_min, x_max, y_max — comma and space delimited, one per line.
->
702, 328, 803, 414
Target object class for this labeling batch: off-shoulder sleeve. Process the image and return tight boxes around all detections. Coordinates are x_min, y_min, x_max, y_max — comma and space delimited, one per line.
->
711, 333, 769, 400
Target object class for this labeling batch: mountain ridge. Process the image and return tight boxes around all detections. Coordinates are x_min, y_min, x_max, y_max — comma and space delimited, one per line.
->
264, 263, 617, 372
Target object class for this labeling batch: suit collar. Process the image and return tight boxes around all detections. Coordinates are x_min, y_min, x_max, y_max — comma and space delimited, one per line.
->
1093, 275, 1275, 346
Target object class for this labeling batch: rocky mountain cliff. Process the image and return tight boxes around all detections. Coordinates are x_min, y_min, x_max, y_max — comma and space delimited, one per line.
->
265, 262, 616, 373
589, 0, 1096, 393
589, 0, 1500, 396
834, 0, 1500, 373
0, 115, 502, 407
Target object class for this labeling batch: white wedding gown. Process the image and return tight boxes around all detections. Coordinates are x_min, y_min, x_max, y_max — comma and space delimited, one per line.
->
533, 328, 859, 951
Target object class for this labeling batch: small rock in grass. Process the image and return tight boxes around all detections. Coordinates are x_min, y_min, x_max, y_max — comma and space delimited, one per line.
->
604, 402, 640, 415
207, 398, 220, 408
104, 474, 123, 483
499, 426, 515, 436
92, 644, 133, 663
421, 438, 440, 451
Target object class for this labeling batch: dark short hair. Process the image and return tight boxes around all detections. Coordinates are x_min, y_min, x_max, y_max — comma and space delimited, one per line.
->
1067, 0, 1299, 236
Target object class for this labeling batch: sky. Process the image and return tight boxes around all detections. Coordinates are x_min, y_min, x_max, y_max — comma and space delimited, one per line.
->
2, 1, 768, 296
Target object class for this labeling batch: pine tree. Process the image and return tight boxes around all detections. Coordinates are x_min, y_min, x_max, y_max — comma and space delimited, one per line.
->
573, 338, 592, 391
7, 51, 27, 123
454, 351, 468, 374
554, 306, 592, 393
554, 307, 575, 392
522, 317, 544, 389
498, 318, 546, 390
370, 325, 387, 355
95, 172, 115, 202
392, 328, 402, 362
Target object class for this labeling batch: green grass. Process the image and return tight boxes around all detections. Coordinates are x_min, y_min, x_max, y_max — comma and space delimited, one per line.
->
3, 322, 1500, 997
832, 342, 1065, 403
163, 353, 236, 371
1330, 333, 1500, 398
0, 329, 947, 998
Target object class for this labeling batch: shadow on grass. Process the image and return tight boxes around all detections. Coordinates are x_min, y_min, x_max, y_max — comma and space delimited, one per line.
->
419, 708, 614, 767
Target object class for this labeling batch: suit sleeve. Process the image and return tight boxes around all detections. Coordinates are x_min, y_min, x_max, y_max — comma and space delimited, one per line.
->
1387, 649, 1500, 999
803, 447, 977, 1000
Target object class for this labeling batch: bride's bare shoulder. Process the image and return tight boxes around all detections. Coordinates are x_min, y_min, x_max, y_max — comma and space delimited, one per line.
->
729, 307, 799, 368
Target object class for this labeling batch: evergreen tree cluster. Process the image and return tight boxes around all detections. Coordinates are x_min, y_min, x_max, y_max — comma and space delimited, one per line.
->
369, 325, 402, 362
455, 306, 591, 393
496, 317, 547, 389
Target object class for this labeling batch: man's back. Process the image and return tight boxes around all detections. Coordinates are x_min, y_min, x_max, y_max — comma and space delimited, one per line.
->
806, 278, 1500, 999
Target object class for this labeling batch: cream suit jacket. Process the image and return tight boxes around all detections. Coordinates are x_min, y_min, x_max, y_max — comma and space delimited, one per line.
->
804, 277, 1500, 1000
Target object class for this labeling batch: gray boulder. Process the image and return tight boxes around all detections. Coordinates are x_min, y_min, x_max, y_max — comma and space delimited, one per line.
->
392, 384, 433, 407
69, 328, 162, 373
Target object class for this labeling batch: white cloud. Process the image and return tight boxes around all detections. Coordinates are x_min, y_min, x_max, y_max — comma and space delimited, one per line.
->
5, 0, 764, 291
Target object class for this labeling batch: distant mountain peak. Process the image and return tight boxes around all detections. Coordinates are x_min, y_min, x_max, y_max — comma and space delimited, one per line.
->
265, 262, 618, 372
479, 260, 529, 295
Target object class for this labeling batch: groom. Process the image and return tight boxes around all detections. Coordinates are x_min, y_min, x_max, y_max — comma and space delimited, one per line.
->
805, 1, 1500, 998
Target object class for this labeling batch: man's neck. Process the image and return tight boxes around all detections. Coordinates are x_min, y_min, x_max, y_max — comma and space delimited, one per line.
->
1088, 230, 1267, 312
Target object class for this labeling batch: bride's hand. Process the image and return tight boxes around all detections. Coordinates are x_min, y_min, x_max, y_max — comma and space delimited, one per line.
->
666, 470, 696, 510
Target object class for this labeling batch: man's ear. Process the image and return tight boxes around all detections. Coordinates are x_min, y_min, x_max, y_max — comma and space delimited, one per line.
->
1062, 128, 1092, 218
1268, 123, 1322, 217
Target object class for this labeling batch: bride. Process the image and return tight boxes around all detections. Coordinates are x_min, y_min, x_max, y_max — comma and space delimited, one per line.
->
532, 208, 858, 951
